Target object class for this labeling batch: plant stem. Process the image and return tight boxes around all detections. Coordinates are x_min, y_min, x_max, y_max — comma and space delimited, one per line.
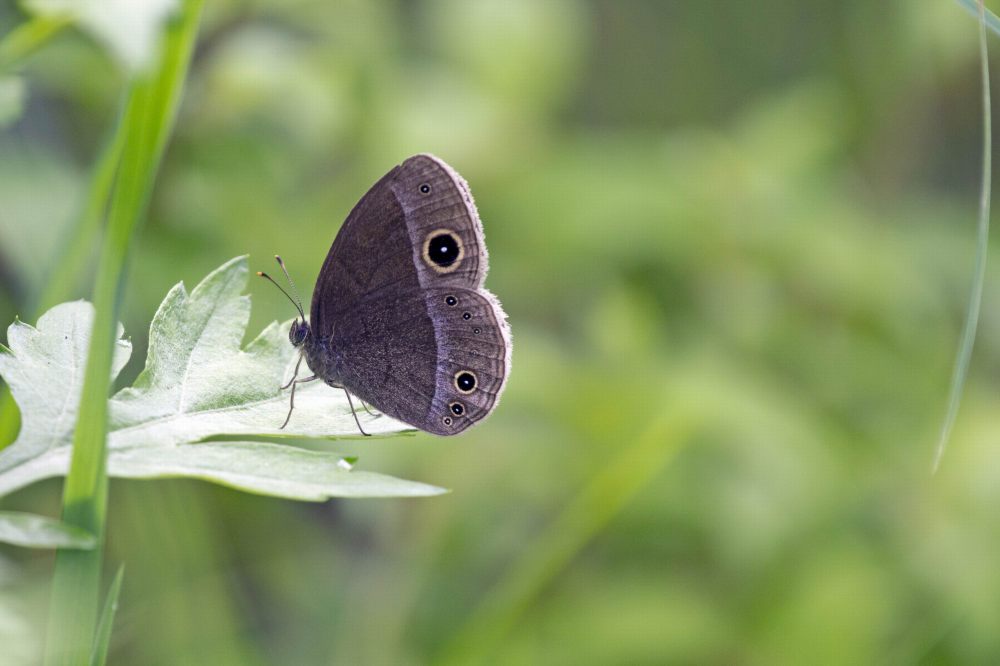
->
43, 3, 203, 663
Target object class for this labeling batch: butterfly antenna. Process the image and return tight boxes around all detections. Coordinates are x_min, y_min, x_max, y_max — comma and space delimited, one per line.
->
257, 271, 305, 320
274, 255, 306, 319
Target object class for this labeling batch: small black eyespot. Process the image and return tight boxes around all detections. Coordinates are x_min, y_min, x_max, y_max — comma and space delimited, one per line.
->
455, 371, 476, 393
428, 233, 460, 267
419, 183, 431, 194
473, 327, 481, 335
450, 402, 465, 416
443, 416, 453, 426
445, 295, 457, 306
462, 312, 471, 320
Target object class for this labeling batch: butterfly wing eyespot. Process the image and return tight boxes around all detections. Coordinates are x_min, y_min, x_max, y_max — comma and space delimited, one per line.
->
454, 371, 477, 394
419, 183, 431, 194
462, 312, 471, 320
445, 295, 457, 306
422, 229, 464, 273
449, 401, 465, 416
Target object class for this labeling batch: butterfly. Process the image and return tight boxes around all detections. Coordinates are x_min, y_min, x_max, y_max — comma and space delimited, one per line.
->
260, 154, 511, 435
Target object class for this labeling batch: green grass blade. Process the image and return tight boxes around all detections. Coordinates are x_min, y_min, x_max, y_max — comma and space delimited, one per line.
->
36, 115, 129, 314
435, 411, 697, 665
933, 0, 992, 472
89, 564, 125, 666
43, 3, 204, 664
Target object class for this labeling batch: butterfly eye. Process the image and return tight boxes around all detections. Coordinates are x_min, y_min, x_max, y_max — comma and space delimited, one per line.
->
288, 321, 308, 346
419, 183, 431, 194
445, 295, 457, 306
454, 371, 477, 394
462, 312, 471, 320
442, 416, 453, 426
449, 402, 465, 416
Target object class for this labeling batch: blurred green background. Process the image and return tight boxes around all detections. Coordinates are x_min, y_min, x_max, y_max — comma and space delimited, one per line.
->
3, 0, 1000, 663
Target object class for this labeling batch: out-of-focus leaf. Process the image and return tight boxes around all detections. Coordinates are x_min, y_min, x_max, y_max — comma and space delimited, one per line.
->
0, 511, 96, 549
0, 76, 24, 126
0, 256, 441, 500
23, 0, 179, 71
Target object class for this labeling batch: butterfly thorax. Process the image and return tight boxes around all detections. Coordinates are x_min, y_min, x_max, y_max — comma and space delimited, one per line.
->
301, 330, 344, 389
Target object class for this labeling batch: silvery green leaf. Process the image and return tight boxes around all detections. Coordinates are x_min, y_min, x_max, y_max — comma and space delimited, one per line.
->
108, 442, 442, 500
0, 256, 441, 505
0, 511, 96, 549
23, 0, 179, 71
0, 301, 131, 475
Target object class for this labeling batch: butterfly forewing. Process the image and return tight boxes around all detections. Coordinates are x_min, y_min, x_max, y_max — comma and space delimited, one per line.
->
306, 154, 510, 435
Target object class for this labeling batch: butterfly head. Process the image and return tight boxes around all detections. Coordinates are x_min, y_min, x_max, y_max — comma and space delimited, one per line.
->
288, 318, 310, 347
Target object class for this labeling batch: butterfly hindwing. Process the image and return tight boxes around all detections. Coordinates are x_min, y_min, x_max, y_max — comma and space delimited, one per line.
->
329, 286, 508, 435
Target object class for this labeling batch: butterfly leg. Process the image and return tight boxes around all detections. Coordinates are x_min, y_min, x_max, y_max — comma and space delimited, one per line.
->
281, 374, 318, 429
342, 389, 371, 437
281, 353, 305, 390
360, 400, 377, 417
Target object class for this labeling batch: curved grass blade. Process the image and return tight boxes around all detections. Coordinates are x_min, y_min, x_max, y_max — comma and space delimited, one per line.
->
933, 0, 992, 472
89, 564, 124, 666
955, 0, 1000, 37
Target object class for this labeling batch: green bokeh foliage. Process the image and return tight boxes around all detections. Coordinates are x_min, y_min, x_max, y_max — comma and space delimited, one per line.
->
2, 0, 1000, 663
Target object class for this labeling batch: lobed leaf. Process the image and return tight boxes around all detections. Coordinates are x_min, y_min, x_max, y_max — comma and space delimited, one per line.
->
0, 256, 442, 503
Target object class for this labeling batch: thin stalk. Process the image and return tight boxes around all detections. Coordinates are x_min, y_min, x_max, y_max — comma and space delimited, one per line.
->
955, 0, 1000, 38
933, 0, 992, 472
43, 2, 203, 663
